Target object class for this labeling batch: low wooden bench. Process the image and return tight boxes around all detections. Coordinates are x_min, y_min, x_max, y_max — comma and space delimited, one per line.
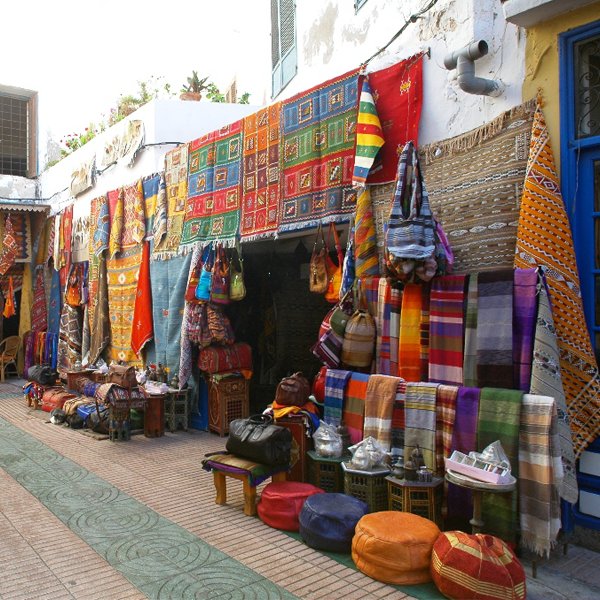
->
202, 453, 287, 516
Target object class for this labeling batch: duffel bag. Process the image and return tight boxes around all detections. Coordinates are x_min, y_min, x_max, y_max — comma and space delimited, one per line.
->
226, 414, 292, 466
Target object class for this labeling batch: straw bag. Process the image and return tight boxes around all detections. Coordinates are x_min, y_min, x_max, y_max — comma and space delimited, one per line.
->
309, 224, 329, 294
341, 310, 376, 368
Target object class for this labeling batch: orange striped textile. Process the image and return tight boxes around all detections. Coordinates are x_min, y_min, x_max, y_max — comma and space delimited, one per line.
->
514, 103, 600, 458
398, 283, 422, 381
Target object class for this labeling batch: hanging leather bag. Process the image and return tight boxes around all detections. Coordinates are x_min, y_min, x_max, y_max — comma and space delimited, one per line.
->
324, 222, 344, 303
226, 414, 292, 466
274, 372, 311, 406
108, 364, 137, 389
309, 223, 329, 294
210, 245, 230, 305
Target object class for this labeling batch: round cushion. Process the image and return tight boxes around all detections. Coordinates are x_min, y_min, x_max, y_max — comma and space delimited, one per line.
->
299, 493, 369, 553
352, 511, 440, 585
430, 531, 526, 600
257, 481, 325, 531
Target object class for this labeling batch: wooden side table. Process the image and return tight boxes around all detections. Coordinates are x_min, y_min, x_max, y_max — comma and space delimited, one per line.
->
386, 475, 444, 526
445, 469, 516, 534
207, 374, 249, 436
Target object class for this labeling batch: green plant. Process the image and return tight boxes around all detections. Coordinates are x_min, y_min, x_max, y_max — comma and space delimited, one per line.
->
182, 71, 210, 94
59, 123, 102, 157
205, 82, 226, 103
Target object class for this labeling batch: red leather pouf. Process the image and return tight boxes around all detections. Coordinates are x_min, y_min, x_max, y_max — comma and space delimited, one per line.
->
257, 481, 325, 531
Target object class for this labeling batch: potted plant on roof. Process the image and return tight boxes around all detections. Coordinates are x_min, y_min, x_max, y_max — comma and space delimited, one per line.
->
180, 71, 210, 101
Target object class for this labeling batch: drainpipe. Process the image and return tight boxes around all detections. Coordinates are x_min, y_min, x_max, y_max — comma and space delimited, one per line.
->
444, 40, 504, 97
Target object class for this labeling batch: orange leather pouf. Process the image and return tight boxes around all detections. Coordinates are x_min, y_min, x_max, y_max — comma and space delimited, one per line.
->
430, 530, 526, 600
352, 511, 441, 585
257, 481, 325, 531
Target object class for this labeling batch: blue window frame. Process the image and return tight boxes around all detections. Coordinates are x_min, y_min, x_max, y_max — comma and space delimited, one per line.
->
271, 0, 297, 98
355, 0, 369, 13
560, 20, 600, 355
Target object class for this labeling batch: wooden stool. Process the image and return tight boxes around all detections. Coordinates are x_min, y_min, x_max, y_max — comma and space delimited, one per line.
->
202, 453, 287, 516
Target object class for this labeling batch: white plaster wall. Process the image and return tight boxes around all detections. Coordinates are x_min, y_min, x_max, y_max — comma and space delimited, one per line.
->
38, 99, 262, 215
0, 175, 38, 200
284, 0, 526, 145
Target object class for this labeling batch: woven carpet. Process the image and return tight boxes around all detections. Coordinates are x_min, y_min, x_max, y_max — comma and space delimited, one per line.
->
514, 103, 600, 458
182, 121, 243, 247
142, 173, 160, 242
278, 68, 359, 233
106, 245, 143, 366
241, 104, 280, 241
370, 100, 536, 274
154, 144, 188, 258
366, 53, 424, 184
149, 251, 193, 378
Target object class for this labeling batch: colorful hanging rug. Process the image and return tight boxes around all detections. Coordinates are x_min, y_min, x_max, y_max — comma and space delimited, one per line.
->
515, 103, 600, 459
121, 179, 146, 248
106, 245, 143, 366
90, 195, 110, 256
366, 54, 424, 184
278, 68, 360, 233
108, 188, 124, 258
31, 267, 48, 333
408, 99, 537, 274
477, 387, 523, 546
530, 276, 578, 503
476, 269, 514, 389
131, 241, 153, 357
149, 251, 193, 377
142, 174, 160, 241
428, 274, 466, 385
182, 120, 243, 247
10, 212, 33, 263
57, 304, 83, 376
154, 144, 189, 258
404, 382, 439, 473
241, 103, 281, 242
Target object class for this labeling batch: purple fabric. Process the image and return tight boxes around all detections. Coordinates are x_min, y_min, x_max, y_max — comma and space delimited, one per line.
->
446, 386, 480, 521
513, 268, 538, 392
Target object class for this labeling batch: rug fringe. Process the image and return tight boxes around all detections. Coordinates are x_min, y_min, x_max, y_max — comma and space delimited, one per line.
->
420, 98, 537, 164
240, 232, 277, 243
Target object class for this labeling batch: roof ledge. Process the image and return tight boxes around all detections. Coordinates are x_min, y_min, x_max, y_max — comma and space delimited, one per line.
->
502, 0, 599, 28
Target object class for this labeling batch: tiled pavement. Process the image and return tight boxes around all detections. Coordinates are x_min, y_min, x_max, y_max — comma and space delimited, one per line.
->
1, 380, 600, 599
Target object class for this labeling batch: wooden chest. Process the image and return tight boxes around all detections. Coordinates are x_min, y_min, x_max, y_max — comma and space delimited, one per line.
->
208, 374, 249, 436
274, 414, 314, 483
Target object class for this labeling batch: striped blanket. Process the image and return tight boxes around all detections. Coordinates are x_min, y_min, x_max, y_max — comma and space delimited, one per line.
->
398, 283, 422, 382
476, 270, 514, 388
323, 369, 352, 426
462, 274, 478, 387
343, 372, 369, 445
477, 387, 523, 545
435, 384, 458, 474
519, 394, 562, 557
513, 268, 538, 391
404, 382, 439, 472
428, 275, 466, 385
364, 374, 402, 452
376, 278, 391, 375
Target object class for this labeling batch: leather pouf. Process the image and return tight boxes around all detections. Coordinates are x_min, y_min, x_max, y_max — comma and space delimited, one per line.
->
352, 511, 441, 585
257, 481, 325, 531
430, 531, 526, 600
299, 492, 369, 553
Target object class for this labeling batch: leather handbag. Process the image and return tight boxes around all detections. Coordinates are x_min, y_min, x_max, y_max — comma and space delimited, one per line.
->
226, 414, 292, 466
274, 372, 311, 407
108, 364, 137, 389
309, 223, 329, 294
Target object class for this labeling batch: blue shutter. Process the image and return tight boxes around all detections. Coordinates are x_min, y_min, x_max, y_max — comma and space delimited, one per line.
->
271, 0, 297, 98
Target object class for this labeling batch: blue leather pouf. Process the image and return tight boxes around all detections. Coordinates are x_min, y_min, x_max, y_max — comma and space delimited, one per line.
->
299, 492, 369, 553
